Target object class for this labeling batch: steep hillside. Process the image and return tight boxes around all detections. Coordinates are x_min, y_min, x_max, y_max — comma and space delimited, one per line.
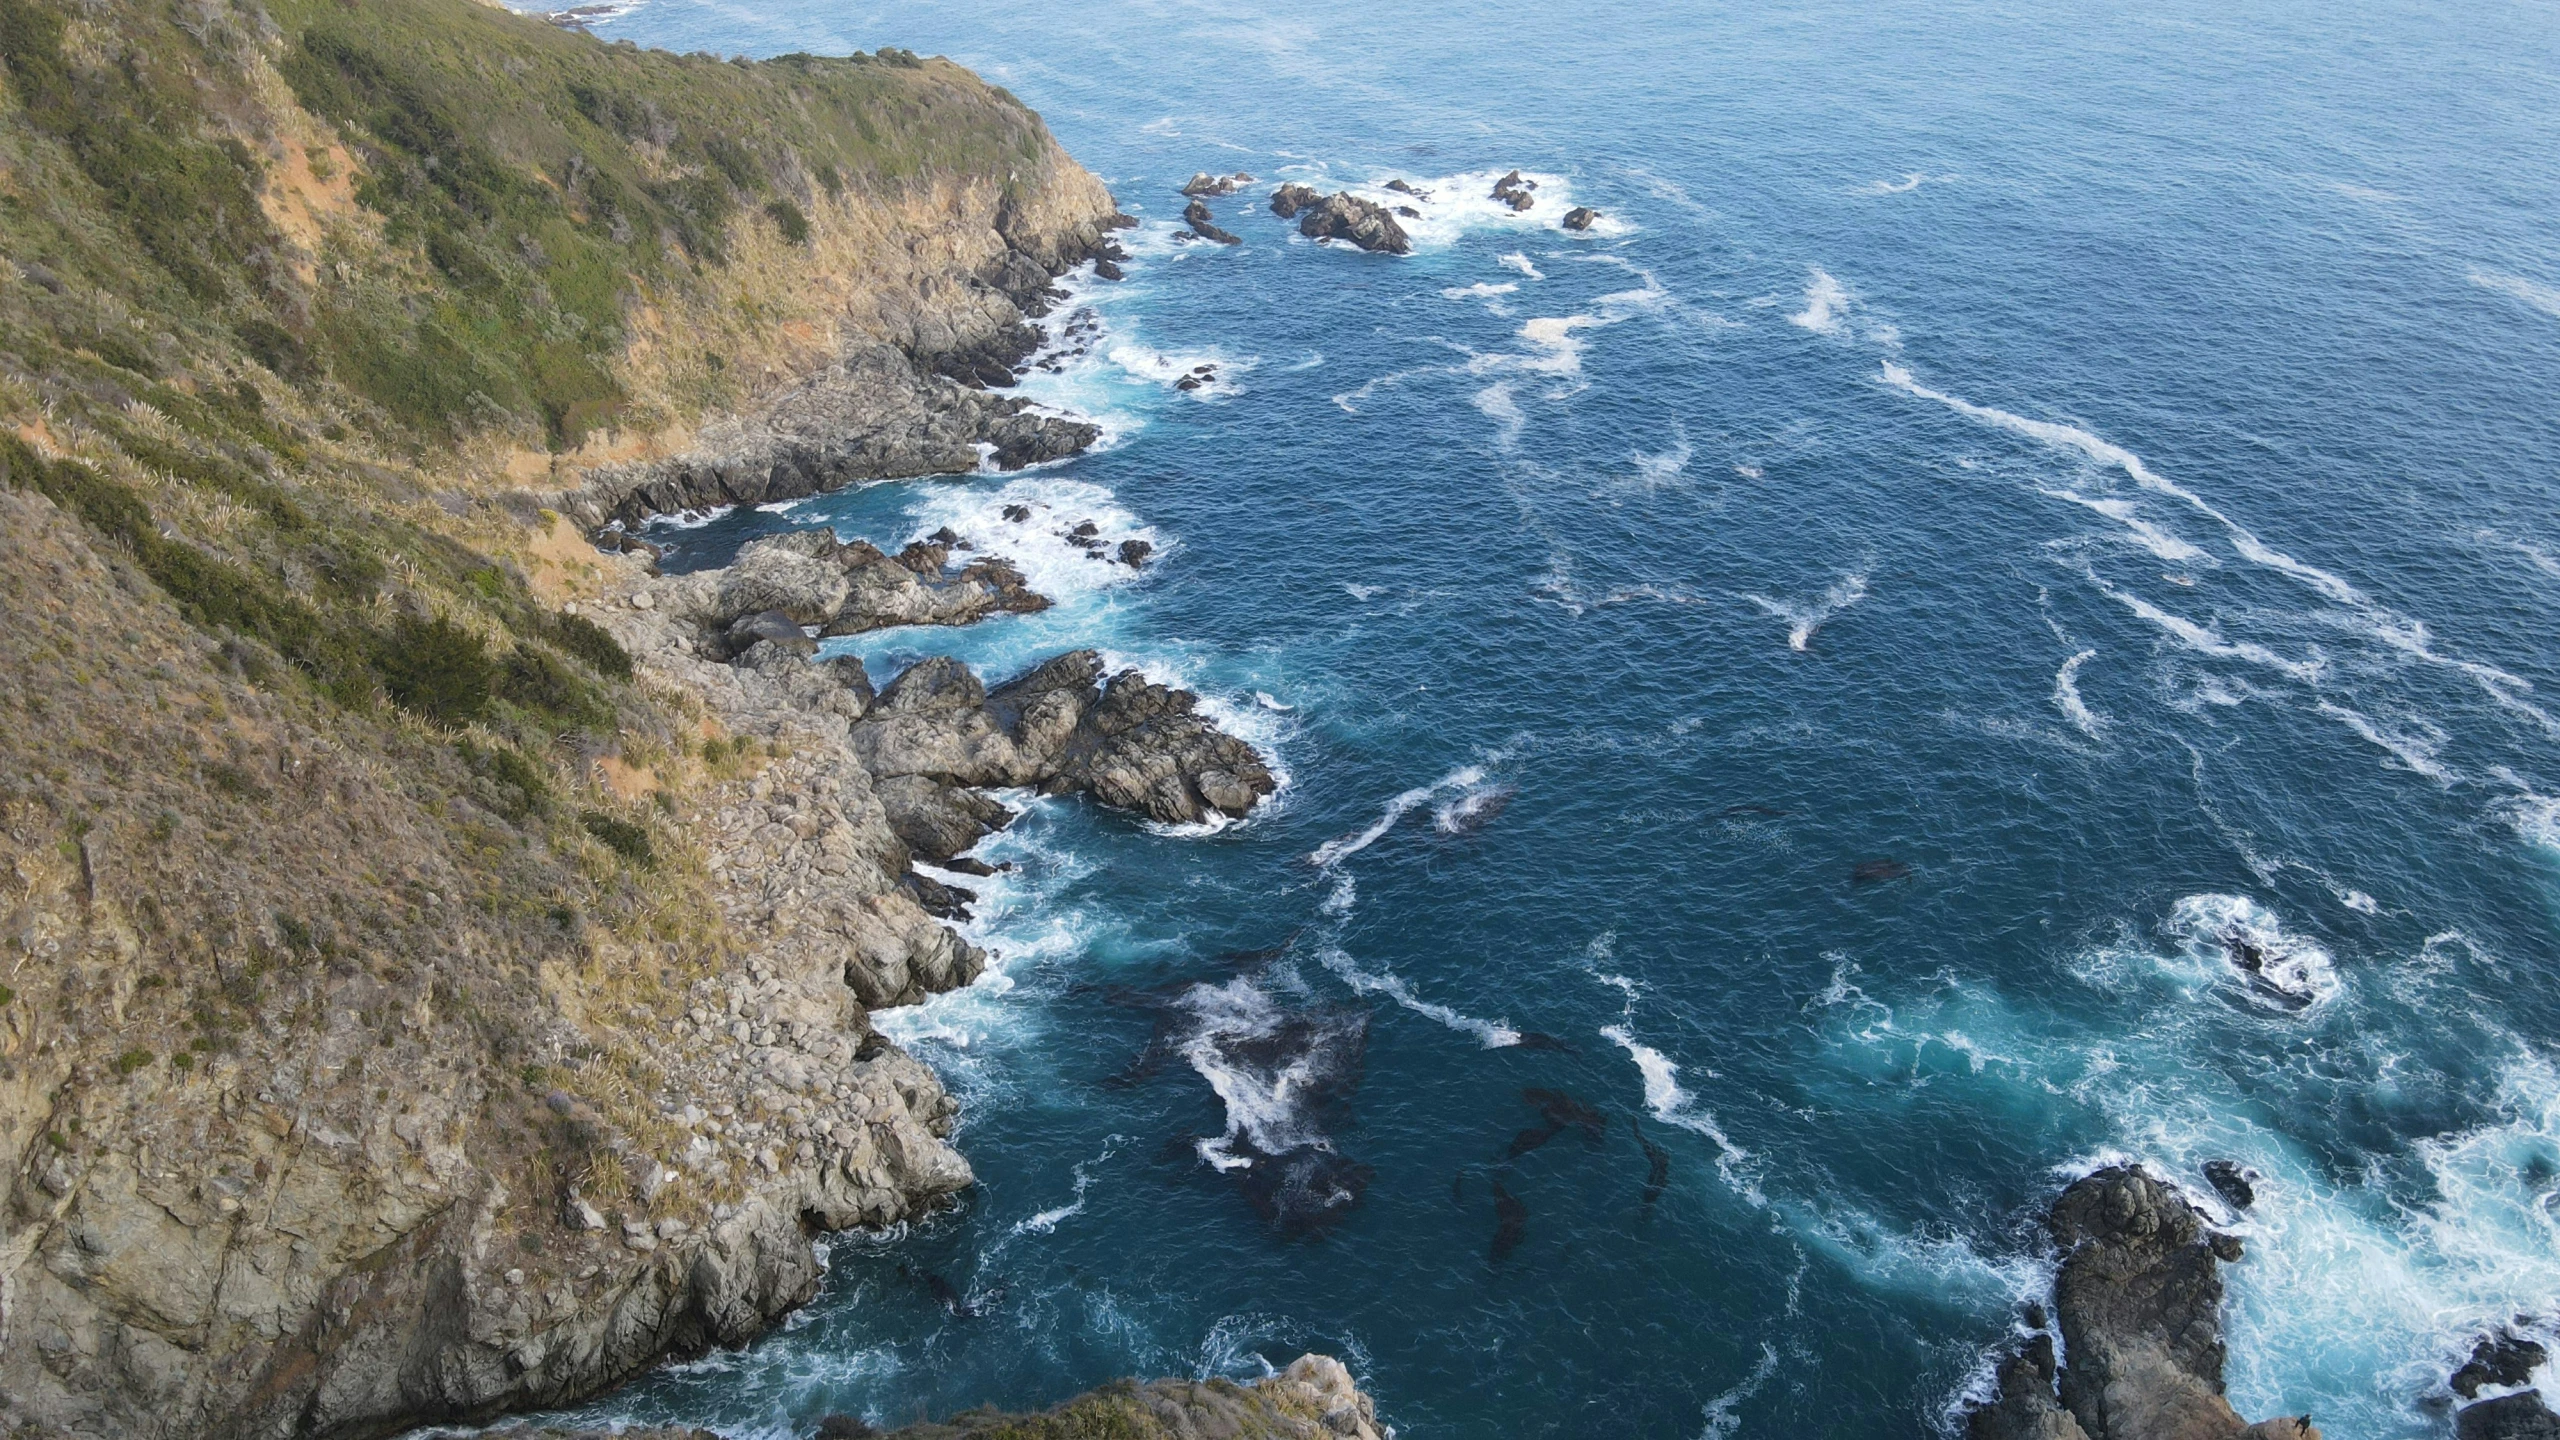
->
0, 0, 1125, 1435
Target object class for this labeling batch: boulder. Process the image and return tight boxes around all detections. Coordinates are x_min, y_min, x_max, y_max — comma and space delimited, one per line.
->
1118, 538, 1154, 568
2202, 1159, 2256, 1210
721, 608, 813, 660
2461, 1394, 2560, 1440
1491, 169, 1537, 212
1269, 182, 1323, 219
1179, 171, 1253, 196
876, 774, 1017, 861
1563, 205, 1600, 231
1297, 192, 1412, 254
1384, 178, 1429, 198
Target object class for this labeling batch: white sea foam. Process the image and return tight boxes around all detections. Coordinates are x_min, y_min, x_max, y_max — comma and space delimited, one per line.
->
1699, 1343, 1781, 1439
1745, 570, 1870, 651
1790, 267, 1853, 336
2314, 699, 2456, 785
2052, 649, 2106, 738
2034, 485, 2207, 562
1308, 765, 1485, 867
894, 475, 1159, 614
1603, 1024, 1762, 1203
2161, 893, 2342, 1010
1630, 437, 1693, 482
2469, 266, 2560, 321
1318, 943, 1520, 1048
1008, 1139, 1119, 1239
1176, 977, 1362, 1171
1471, 382, 1526, 448
1858, 171, 1955, 196
2085, 575, 2326, 684
1498, 252, 1544, 280
1442, 281, 1520, 301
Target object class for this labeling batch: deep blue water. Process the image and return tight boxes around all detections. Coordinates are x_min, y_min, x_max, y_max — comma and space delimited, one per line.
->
550, 1, 2560, 1435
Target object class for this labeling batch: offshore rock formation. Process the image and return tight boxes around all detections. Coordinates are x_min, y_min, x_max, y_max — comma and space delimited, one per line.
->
1294, 192, 1413, 254
1968, 1167, 2320, 1440
857, 1354, 1384, 1440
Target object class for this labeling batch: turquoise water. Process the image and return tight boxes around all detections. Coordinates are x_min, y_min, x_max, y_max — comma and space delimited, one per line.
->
557, 1, 2560, 1434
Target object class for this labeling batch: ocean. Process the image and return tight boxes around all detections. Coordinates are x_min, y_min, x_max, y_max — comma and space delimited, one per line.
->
543, 0, 2560, 1434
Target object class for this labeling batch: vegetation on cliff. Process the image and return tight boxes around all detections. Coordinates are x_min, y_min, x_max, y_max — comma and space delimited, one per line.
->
0, 0, 1116, 1434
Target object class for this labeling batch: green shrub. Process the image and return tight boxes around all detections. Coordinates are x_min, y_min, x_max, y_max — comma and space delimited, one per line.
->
578, 810, 654, 867
0, 984, 14, 1006
764, 198, 810, 245
461, 738, 550, 821
550, 611, 633, 679
376, 614, 494, 724
114, 1048, 154, 1075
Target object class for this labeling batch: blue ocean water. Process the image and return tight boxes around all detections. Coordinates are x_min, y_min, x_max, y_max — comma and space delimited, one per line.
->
552, 1, 2560, 1435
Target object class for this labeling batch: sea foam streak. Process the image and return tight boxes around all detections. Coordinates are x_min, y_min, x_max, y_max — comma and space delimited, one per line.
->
2053, 649, 2105, 738
2469, 266, 2560, 321
1746, 571, 1869, 651
1308, 765, 1485, 867
1603, 1024, 1761, 1204
1318, 944, 1521, 1048
1790, 267, 1852, 336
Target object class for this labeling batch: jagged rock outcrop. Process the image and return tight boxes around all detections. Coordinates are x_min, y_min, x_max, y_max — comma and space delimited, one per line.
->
1270, 182, 1323, 219
656, 529, 1048, 645
1491, 169, 1537, 212
1181, 171, 1255, 197
1183, 198, 1243, 245
1563, 206, 1600, 231
2450, 1329, 2560, 1440
1294, 192, 1413, 254
850, 649, 1277, 842
859, 1354, 1383, 1440
1968, 1167, 2319, 1440
575, 344, 1101, 530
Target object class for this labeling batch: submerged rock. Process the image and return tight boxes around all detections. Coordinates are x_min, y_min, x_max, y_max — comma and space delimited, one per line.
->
1966, 1166, 2321, 1440
1180, 170, 1255, 196
1296, 192, 1413, 254
1385, 178, 1430, 198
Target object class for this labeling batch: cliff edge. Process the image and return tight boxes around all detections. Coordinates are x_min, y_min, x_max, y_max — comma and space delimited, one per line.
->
0, 0, 1145, 1435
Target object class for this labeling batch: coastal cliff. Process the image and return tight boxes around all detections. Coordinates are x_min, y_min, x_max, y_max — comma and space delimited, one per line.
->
0, 0, 1263, 1436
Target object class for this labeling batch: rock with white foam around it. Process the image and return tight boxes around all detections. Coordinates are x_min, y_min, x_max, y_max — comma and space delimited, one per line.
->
1491, 168, 1537, 212
1966, 1166, 2320, 1440
1269, 182, 1323, 218
1296, 192, 1411, 254
849, 649, 1276, 827
1563, 205, 1600, 231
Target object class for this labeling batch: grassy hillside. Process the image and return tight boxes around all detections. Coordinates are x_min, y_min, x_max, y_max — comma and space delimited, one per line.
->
0, 1, 1114, 1433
